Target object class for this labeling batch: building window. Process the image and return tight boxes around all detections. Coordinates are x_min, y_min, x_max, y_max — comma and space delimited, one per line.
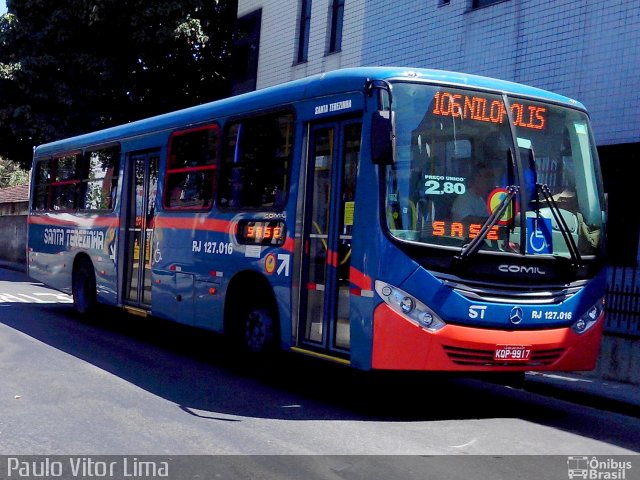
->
231, 10, 262, 95
296, 0, 312, 63
472, 0, 506, 7
327, 0, 345, 54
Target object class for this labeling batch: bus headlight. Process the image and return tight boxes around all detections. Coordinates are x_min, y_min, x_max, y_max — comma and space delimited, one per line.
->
400, 296, 414, 314
571, 297, 605, 334
375, 280, 446, 332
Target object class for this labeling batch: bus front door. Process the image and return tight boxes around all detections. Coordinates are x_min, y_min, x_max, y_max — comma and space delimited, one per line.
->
121, 150, 159, 310
298, 120, 361, 357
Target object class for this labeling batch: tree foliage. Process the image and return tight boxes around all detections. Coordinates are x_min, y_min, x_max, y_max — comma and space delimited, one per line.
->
0, 156, 30, 187
0, 0, 237, 168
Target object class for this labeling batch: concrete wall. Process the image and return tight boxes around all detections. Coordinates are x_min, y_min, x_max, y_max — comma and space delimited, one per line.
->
592, 334, 640, 385
0, 215, 27, 265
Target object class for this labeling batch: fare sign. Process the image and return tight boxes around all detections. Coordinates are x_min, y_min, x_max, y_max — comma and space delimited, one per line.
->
432, 91, 547, 131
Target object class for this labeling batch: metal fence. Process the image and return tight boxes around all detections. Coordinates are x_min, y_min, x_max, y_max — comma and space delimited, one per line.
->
606, 265, 640, 337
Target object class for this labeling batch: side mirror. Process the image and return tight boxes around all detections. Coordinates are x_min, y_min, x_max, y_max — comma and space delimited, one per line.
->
371, 110, 395, 165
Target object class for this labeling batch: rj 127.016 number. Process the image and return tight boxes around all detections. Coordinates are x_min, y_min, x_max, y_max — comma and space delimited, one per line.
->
192, 240, 233, 255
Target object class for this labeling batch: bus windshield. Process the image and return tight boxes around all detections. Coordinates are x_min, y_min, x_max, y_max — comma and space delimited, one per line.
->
386, 82, 605, 260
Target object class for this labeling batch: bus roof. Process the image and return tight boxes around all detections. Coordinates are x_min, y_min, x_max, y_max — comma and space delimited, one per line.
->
34, 66, 586, 157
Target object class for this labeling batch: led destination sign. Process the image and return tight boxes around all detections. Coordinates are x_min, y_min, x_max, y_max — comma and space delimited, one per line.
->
432, 91, 547, 130
432, 220, 500, 240
236, 220, 286, 245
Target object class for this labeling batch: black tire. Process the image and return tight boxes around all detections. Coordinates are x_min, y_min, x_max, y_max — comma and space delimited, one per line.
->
72, 260, 97, 316
224, 274, 280, 365
242, 307, 276, 355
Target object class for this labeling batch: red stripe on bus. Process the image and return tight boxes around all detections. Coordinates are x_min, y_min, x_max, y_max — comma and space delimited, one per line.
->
349, 266, 372, 291
28, 215, 120, 228
282, 236, 295, 252
327, 249, 339, 268
50, 179, 81, 186
154, 216, 230, 232
166, 164, 216, 174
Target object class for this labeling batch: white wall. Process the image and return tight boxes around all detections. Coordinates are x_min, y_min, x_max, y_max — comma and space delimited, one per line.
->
360, 0, 640, 147
238, 0, 640, 147
238, 0, 364, 89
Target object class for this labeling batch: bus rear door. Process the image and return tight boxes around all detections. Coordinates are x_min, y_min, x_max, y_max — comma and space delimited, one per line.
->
120, 149, 159, 311
297, 120, 362, 359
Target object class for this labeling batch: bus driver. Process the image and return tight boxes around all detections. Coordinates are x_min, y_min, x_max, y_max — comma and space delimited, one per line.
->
451, 162, 495, 222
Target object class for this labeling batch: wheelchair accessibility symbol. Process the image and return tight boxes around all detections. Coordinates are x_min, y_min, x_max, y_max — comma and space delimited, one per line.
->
527, 217, 553, 254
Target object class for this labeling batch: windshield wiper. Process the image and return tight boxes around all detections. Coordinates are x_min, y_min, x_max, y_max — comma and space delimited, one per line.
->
537, 183, 583, 270
453, 185, 518, 267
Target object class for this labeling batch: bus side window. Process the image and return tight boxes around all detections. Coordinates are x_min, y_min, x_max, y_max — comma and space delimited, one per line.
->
80, 146, 120, 210
164, 125, 219, 210
33, 159, 52, 211
218, 111, 293, 209
50, 153, 81, 211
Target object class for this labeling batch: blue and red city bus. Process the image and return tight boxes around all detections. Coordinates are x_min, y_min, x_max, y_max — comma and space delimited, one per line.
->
27, 67, 607, 372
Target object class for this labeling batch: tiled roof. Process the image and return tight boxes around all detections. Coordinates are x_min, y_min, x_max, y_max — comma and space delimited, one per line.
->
0, 184, 30, 204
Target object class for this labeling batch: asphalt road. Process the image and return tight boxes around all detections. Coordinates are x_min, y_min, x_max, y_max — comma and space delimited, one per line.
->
0, 267, 638, 478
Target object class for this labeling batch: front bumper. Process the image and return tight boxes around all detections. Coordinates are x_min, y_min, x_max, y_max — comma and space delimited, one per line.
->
371, 303, 604, 371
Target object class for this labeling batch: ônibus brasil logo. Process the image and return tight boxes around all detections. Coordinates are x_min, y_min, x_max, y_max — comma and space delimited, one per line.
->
567, 457, 632, 479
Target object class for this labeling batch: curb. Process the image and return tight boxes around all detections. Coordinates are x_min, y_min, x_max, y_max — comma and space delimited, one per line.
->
524, 372, 640, 418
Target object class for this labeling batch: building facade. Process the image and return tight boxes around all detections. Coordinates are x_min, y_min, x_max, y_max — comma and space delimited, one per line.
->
0, 183, 29, 216
233, 0, 640, 266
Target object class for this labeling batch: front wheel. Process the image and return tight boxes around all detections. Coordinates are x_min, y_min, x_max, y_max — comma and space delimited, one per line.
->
72, 261, 97, 316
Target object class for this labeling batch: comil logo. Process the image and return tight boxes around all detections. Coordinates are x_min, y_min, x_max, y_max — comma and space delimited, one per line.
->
567, 456, 633, 479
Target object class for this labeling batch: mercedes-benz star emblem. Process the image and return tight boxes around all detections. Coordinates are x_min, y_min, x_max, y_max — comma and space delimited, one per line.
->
509, 307, 524, 325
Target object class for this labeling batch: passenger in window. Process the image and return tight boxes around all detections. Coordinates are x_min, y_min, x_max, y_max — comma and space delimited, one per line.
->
552, 186, 578, 212
451, 163, 495, 222
181, 171, 203, 206
170, 184, 183, 207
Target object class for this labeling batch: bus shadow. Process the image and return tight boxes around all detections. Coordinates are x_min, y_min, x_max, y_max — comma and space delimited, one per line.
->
1, 299, 638, 452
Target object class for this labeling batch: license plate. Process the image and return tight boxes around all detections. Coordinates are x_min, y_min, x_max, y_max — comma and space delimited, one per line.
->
494, 345, 532, 361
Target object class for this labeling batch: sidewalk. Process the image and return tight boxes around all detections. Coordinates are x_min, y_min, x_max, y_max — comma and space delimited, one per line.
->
524, 371, 640, 417
1, 261, 638, 417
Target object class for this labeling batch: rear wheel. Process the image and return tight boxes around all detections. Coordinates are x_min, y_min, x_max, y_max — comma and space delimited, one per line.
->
243, 307, 275, 354
72, 260, 97, 316
225, 275, 280, 360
